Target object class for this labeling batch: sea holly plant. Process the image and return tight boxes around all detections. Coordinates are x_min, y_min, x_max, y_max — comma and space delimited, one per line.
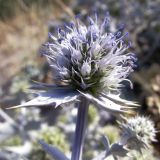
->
8, 12, 156, 160
93, 116, 157, 160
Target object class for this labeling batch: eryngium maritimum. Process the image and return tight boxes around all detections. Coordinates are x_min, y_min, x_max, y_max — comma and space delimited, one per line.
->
120, 116, 157, 152
9, 13, 138, 113
93, 116, 157, 160
44, 14, 136, 94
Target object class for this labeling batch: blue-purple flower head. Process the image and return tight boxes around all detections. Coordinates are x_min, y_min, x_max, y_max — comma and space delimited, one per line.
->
9, 13, 138, 114
43, 13, 137, 95
119, 116, 157, 153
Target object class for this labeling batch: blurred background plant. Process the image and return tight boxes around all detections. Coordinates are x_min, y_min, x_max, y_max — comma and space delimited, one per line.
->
0, 0, 160, 159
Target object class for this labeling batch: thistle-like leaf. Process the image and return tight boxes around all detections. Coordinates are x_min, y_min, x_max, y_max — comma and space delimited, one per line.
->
101, 93, 139, 107
29, 81, 67, 90
106, 143, 129, 158
79, 91, 134, 114
39, 140, 69, 160
92, 136, 110, 160
7, 89, 79, 109
102, 135, 110, 152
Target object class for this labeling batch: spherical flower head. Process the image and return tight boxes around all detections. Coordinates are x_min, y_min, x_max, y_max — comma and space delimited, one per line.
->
120, 116, 156, 152
43, 13, 137, 95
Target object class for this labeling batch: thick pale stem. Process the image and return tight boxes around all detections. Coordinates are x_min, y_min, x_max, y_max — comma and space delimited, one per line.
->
71, 96, 89, 160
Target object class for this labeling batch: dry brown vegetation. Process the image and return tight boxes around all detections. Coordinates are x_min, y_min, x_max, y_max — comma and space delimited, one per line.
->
0, 1, 72, 86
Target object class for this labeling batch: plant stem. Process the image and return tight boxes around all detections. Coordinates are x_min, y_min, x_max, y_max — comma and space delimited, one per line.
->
71, 96, 89, 160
